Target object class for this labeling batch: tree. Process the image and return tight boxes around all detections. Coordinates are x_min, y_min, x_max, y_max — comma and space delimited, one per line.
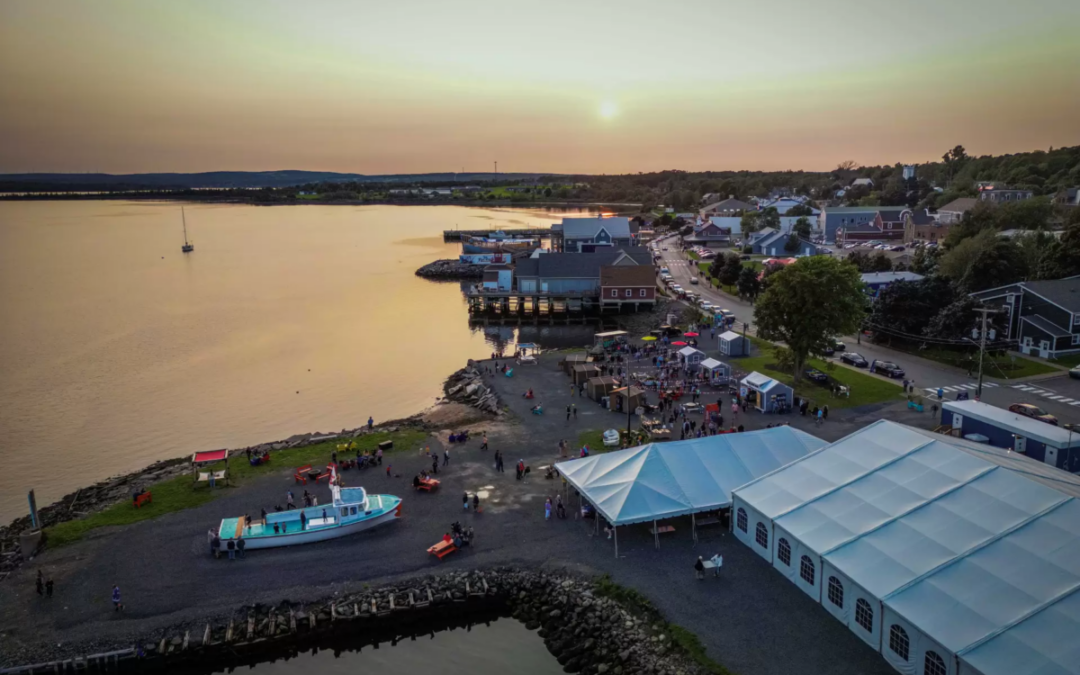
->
910, 245, 941, 275
760, 206, 781, 231
740, 211, 762, 235
719, 253, 743, 287
1036, 221, 1080, 279
708, 256, 724, 279
866, 277, 955, 343
924, 296, 980, 341
783, 233, 800, 253
836, 160, 859, 172
940, 229, 1027, 292
737, 265, 762, 301
753, 257, 866, 383
786, 204, 814, 217
792, 216, 813, 239
871, 253, 893, 272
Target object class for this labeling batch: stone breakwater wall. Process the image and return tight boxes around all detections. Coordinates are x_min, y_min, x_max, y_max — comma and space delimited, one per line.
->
0, 416, 425, 579
0, 569, 711, 675
442, 363, 503, 416
415, 259, 483, 280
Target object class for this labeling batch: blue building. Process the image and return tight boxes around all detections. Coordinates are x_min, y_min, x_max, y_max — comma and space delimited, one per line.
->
751, 231, 820, 257
818, 206, 891, 243
942, 399, 1080, 473
860, 271, 924, 297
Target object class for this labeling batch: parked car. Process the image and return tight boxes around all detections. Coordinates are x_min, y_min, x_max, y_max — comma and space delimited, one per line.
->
690, 277, 699, 285
701, 301, 713, 311
891, 245, 905, 252
1070, 365, 1080, 380
870, 360, 905, 378
660, 266, 670, 274
841, 352, 868, 368
805, 368, 829, 384
718, 309, 735, 320
833, 339, 846, 351
1008, 403, 1058, 426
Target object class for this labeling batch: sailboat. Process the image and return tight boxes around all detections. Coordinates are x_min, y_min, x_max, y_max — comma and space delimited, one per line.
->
181, 207, 194, 253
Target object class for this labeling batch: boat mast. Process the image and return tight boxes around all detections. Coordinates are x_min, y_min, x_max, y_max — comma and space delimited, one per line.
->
182, 207, 189, 244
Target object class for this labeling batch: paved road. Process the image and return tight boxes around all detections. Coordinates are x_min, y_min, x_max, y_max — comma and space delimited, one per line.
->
651, 238, 1076, 425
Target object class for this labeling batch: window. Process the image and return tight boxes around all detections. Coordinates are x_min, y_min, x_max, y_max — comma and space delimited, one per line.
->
736, 508, 747, 532
924, 651, 946, 675
639, 289, 647, 298
827, 576, 844, 608
889, 625, 910, 662
799, 555, 815, 585
625, 289, 632, 298
755, 522, 768, 548
1073, 334, 1080, 346
855, 598, 873, 633
611, 290, 618, 298
777, 538, 791, 566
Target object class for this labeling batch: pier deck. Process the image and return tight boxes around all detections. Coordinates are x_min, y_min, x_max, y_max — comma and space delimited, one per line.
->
443, 228, 553, 242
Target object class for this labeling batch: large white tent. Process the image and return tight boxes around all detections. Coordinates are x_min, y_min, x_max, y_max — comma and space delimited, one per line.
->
730, 420, 1080, 675
559, 426, 825, 529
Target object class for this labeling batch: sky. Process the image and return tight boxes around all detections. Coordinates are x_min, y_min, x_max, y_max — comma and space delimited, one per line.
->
1, 0, 1079, 175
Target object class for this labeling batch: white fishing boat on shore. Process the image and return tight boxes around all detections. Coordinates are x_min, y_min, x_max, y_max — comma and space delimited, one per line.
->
217, 475, 401, 550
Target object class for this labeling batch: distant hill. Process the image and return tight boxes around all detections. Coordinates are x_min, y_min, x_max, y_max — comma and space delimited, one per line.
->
0, 170, 553, 191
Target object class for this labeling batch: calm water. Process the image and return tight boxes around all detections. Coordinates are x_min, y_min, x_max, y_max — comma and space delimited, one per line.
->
0, 201, 599, 522
224, 618, 562, 675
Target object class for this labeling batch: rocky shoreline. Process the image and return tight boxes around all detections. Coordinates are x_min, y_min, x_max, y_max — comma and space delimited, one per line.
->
415, 259, 483, 280
0, 568, 712, 675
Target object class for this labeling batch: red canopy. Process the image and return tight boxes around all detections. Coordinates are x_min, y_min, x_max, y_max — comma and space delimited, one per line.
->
683, 332, 699, 337
671, 341, 688, 346
193, 449, 228, 463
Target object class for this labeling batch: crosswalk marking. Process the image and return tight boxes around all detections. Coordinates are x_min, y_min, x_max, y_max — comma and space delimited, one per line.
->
1019, 386, 1036, 391
1041, 391, 1057, 397
1061, 398, 1076, 404
1049, 395, 1065, 400
961, 384, 977, 390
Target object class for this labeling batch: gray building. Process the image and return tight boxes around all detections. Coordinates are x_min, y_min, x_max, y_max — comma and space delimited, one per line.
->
557, 217, 633, 252
818, 206, 884, 243
970, 277, 1080, 359
515, 247, 650, 294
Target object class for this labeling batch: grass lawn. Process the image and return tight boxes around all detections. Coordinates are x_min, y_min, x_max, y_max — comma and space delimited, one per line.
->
733, 337, 902, 408
687, 251, 700, 260
577, 429, 607, 453
1052, 353, 1080, 369
45, 429, 428, 547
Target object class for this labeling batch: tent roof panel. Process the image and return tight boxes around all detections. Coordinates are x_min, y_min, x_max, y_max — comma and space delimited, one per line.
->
960, 588, 1080, 675
559, 427, 826, 525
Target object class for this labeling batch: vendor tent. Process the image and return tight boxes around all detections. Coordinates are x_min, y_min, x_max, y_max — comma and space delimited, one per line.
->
740, 371, 793, 412
586, 376, 620, 401
572, 363, 601, 385
700, 358, 731, 383
730, 421, 1080, 675
559, 426, 826, 527
611, 385, 646, 413
718, 331, 749, 357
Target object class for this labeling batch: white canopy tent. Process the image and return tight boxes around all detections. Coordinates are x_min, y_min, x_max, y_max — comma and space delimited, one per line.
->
559, 426, 826, 556
731, 420, 1080, 675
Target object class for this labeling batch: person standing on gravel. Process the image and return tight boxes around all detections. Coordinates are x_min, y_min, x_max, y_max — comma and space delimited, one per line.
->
480, 433, 488, 451
694, 556, 705, 580
112, 585, 124, 611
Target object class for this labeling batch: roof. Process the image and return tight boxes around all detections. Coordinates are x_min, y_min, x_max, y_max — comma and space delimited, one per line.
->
741, 371, 791, 394
193, 449, 228, 463
559, 426, 827, 525
822, 206, 891, 214
678, 346, 704, 357
943, 400, 1080, 448
841, 222, 882, 234
701, 198, 756, 213
908, 209, 936, 225
877, 209, 909, 222
559, 217, 632, 240
1022, 315, 1072, 338
700, 357, 726, 370
1022, 277, 1080, 313
586, 376, 620, 386
601, 265, 655, 287
516, 247, 650, 279
572, 363, 600, 372
718, 331, 743, 342
938, 197, 978, 213
733, 420, 1080, 675
755, 230, 790, 248
851, 178, 874, 186
860, 271, 924, 285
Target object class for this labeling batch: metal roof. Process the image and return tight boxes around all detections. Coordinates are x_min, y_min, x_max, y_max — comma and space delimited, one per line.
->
943, 400, 1080, 449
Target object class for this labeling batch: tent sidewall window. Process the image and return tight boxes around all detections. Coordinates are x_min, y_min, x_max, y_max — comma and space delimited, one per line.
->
741, 503, 773, 563
883, 606, 953, 675
785, 528, 821, 601
822, 562, 879, 649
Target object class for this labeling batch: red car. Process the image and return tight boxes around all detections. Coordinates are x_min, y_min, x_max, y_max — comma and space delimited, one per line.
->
1008, 403, 1058, 426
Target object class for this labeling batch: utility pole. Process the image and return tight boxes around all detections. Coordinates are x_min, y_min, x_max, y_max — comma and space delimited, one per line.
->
973, 307, 998, 399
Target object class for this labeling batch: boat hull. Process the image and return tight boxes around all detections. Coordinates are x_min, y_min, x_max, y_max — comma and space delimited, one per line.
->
245, 507, 399, 549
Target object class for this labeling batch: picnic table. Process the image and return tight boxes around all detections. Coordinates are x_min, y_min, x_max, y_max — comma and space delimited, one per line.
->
650, 525, 676, 536
427, 539, 457, 560
294, 465, 313, 485
682, 402, 703, 414
702, 555, 723, 577
416, 477, 440, 492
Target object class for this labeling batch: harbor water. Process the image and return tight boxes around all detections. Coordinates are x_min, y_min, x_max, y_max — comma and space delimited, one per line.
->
0, 201, 602, 522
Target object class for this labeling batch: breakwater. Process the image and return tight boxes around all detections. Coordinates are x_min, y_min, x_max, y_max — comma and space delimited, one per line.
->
0, 569, 712, 675
415, 259, 484, 280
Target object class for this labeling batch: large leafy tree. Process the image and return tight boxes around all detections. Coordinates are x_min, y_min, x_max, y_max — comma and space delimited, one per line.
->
740, 211, 762, 235
792, 216, 813, 239
760, 206, 781, 231
940, 230, 1027, 292
719, 253, 743, 286
1036, 221, 1080, 280
754, 257, 866, 383
783, 233, 800, 253
737, 265, 762, 301
866, 277, 955, 343
786, 204, 814, 217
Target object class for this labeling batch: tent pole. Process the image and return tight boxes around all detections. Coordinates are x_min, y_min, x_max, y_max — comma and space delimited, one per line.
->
614, 526, 618, 558
654, 519, 659, 549
693, 513, 697, 543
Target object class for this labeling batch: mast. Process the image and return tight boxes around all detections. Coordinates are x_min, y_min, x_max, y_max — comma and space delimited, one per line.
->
182, 207, 189, 244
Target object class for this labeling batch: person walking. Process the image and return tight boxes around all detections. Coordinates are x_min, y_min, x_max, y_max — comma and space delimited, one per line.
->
569, 384, 575, 397
480, 433, 488, 451
545, 498, 552, 521
566, 404, 571, 422
443, 448, 450, 467
694, 556, 705, 580
376, 447, 383, 465
473, 492, 480, 512
431, 454, 438, 475
237, 536, 246, 559
572, 403, 577, 420
227, 538, 236, 560
823, 405, 829, 420
816, 408, 824, 426
286, 491, 295, 510
111, 585, 124, 611
556, 494, 566, 519
36, 570, 44, 596
495, 449, 504, 473
463, 492, 470, 511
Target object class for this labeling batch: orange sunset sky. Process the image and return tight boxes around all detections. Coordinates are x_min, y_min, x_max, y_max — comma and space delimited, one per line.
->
1, 0, 1078, 175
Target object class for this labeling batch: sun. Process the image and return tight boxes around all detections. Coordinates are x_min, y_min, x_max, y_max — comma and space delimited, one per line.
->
599, 101, 618, 120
